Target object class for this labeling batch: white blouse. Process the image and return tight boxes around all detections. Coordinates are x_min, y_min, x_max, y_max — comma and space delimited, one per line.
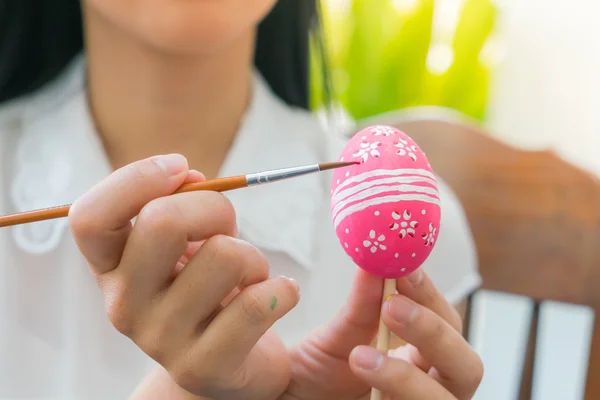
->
0, 56, 481, 399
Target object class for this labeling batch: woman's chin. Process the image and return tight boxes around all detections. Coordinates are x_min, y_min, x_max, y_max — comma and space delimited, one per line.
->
86, 0, 275, 56
139, 24, 250, 56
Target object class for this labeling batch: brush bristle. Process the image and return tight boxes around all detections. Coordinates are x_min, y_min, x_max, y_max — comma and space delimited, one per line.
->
318, 161, 359, 171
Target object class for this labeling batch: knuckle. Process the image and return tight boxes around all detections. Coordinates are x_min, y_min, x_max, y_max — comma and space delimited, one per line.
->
202, 235, 269, 278
411, 275, 426, 291
419, 285, 438, 306
106, 306, 135, 337
203, 233, 234, 252
198, 234, 270, 292
448, 307, 464, 333
240, 290, 269, 325
215, 193, 237, 229
104, 277, 136, 336
137, 322, 176, 364
138, 336, 164, 364
468, 354, 484, 388
220, 237, 269, 282
393, 362, 419, 387
171, 368, 199, 393
137, 198, 182, 237
201, 235, 236, 266
422, 310, 447, 343
170, 367, 195, 392
239, 242, 270, 281
125, 159, 155, 181
194, 191, 237, 233
170, 363, 214, 395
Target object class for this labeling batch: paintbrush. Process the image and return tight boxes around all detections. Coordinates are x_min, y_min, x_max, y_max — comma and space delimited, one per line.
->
0, 161, 357, 228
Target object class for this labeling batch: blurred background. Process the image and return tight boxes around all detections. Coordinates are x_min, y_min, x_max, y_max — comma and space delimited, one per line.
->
311, 0, 497, 121
309, 1, 600, 399
310, 0, 600, 178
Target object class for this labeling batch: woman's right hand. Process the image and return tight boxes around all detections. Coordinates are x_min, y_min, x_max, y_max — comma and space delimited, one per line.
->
68, 154, 299, 400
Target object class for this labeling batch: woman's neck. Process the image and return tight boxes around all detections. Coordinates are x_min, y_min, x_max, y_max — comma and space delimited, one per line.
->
83, 7, 255, 178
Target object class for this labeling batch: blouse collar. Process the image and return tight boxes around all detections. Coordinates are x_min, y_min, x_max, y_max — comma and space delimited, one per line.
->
9, 54, 331, 269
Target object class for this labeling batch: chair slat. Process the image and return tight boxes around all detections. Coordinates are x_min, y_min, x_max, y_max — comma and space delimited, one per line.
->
469, 290, 535, 400
531, 301, 595, 400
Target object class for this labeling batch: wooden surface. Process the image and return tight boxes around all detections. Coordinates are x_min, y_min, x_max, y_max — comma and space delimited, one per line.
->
375, 116, 600, 398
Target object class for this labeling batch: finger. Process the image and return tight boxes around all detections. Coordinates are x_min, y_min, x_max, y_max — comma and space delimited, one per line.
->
311, 268, 383, 358
69, 154, 189, 275
382, 295, 483, 399
396, 269, 462, 371
156, 236, 270, 333
173, 240, 211, 276
389, 344, 429, 372
174, 240, 205, 274
106, 237, 265, 369
183, 240, 205, 261
397, 270, 463, 333
183, 169, 205, 184
192, 275, 300, 376
395, 270, 464, 373
349, 346, 454, 400
171, 170, 208, 275
114, 190, 237, 297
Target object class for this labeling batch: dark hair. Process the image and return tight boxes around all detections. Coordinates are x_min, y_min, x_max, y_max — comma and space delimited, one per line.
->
0, 0, 328, 110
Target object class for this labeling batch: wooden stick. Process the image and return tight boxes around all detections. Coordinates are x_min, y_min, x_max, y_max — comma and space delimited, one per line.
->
371, 278, 397, 400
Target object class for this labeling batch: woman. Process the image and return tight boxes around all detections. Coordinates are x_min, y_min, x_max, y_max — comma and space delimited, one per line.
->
0, 0, 483, 399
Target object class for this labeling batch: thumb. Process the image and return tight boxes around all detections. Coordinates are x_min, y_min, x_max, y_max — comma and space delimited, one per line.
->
311, 268, 384, 358
69, 154, 190, 275
182, 169, 206, 184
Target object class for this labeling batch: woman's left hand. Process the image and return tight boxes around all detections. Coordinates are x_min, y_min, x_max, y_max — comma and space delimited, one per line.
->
281, 269, 483, 400
349, 271, 483, 399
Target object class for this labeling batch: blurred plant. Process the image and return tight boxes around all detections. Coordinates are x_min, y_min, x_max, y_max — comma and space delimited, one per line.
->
310, 0, 501, 122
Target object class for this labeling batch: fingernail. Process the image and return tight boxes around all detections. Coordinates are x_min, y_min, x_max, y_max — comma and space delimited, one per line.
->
154, 154, 187, 176
388, 296, 417, 324
353, 346, 384, 370
280, 275, 300, 293
407, 269, 423, 287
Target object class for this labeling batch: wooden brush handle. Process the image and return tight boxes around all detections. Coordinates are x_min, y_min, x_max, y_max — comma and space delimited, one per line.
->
0, 175, 247, 228
174, 175, 246, 193
371, 278, 397, 400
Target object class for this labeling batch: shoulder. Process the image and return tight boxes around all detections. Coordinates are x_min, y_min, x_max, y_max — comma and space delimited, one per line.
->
0, 54, 100, 254
0, 54, 85, 133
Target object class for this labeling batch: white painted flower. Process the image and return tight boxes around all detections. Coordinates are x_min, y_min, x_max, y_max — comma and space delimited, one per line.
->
352, 141, 381, 162
394, 138, 418, 161
422, 223, 437, 246
389, 210, 418, 238
363, 229, 387, 253
370, 125, 397, 136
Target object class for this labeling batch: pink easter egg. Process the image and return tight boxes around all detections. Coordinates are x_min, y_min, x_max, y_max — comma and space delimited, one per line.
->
330, 125, 441, 279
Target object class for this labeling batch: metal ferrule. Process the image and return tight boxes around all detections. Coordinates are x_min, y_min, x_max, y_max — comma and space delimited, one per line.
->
245, 164, 321, 186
